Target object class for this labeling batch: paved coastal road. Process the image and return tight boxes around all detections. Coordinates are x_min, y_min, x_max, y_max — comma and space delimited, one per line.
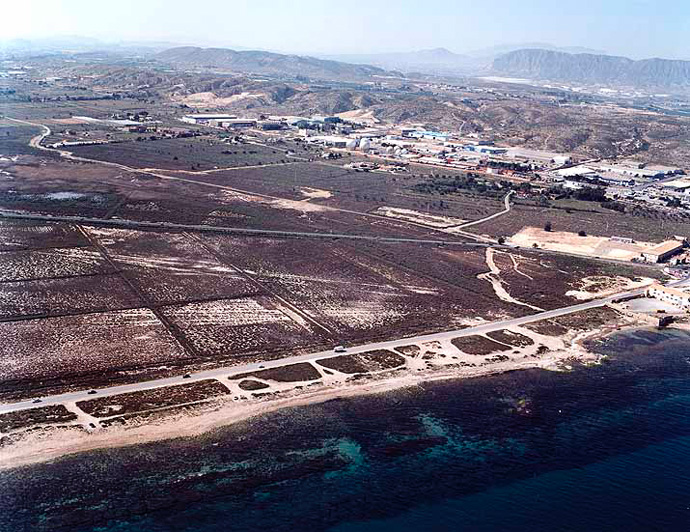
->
0, 288, 649, 415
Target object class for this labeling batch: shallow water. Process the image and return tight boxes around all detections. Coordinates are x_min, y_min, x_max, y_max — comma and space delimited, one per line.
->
1, 328, 690, 531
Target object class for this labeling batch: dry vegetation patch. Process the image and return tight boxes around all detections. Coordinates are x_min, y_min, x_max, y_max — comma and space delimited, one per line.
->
89, 228, 258, 304
316, 350, 405, 374
231, 362, 321, 383
238, 379, 270, 391
0, 274, 141, 319
395, 345, 421, 357
161, 296, 318, 358
451, 335, 513, 356
0, 405, 77, 432
523, 307, 623, 336
486, 329, 535, 348
76, 379, 229, 418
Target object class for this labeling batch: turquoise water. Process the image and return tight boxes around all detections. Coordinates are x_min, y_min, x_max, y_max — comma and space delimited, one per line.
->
1, 328, 690, 531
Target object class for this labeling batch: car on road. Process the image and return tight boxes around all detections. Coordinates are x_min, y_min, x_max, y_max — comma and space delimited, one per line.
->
183, 374, 192, 379
334, 345, 347, 353
32, 399, 42, 404
87, 390, 97, 395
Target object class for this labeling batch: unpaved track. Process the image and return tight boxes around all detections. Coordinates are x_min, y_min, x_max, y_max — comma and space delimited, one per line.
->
477, 248, 544, 312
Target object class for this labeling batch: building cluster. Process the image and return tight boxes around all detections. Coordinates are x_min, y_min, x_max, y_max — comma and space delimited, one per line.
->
178, 111, 690, 214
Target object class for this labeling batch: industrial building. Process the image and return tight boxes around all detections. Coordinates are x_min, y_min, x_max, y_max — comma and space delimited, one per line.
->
219, 119, 257, 129
181, 114, 237, 125
409, 130, 450, 141
307, 135, 351, 148
463, 145, 508, 156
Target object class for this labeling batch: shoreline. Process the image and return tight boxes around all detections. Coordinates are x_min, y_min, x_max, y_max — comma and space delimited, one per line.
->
0, 358, 573, 471
0, 310, 659, 471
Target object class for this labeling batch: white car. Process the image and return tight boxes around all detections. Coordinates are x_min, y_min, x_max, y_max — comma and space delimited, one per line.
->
333, 345, 347, 353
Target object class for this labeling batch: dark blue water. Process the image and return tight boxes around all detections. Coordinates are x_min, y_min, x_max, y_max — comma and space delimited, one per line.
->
1, 328, 690, 532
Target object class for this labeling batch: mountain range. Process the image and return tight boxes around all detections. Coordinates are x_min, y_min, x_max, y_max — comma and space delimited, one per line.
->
156, 46, 391, 81
324, 44, 607, 77
323, 48, 477, 76
492, 49, 690, 89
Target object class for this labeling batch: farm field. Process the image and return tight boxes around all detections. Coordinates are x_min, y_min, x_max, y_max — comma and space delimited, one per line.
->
0, 308, 189, 398
0, 152, 475, 240
0, 220, 88, 251
0, 247, 111, 282
86, 228, 259, 305
200, 234, 521, 340
0, 274, 142, 319
0, 212, 657, 402
160, 296, 322, 360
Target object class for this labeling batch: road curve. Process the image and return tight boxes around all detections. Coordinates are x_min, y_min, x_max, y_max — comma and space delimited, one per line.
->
457, 190, 514, 230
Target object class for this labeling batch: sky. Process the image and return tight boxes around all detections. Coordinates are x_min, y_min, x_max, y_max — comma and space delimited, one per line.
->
2, 0, 690, 59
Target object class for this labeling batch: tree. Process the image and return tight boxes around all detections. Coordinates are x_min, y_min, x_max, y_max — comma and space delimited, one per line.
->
544, 222, 552, 232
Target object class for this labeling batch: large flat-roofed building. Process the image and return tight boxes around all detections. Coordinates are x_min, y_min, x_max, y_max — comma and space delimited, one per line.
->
220, 119, 257, 129
646, 284, 690, 311
640, 240, 685, 263
181, 114, 237, 125
308, 135, 350, 148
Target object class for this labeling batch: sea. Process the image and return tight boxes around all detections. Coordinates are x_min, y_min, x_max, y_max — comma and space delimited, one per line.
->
1, 327, 690, 531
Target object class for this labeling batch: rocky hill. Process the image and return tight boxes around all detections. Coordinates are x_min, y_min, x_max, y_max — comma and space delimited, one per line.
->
492, 49, 690, 89
156, 46, 391, 81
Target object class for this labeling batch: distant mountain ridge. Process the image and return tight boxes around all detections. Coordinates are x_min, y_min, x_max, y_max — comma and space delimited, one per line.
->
324, 48, 479, 76
492, 48, 690, 88
156, 46, 391, 81
323, 44, 608, 77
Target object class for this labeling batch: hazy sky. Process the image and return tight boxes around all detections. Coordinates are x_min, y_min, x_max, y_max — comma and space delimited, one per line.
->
3, 0, 690, 59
